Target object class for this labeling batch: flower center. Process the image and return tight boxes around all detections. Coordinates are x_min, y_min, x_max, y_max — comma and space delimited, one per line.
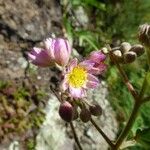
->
68, 66, 87, 88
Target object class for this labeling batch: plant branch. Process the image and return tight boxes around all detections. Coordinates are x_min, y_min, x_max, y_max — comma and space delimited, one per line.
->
109, 51, 138, 100
70, 122, 83, 150
90, 118, 115, 148
50, 86, 62, 102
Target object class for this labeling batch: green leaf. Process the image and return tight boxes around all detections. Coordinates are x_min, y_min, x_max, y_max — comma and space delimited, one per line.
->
63, 16, 73, 46
71, 0, 106, 11
135, 128, 150, 148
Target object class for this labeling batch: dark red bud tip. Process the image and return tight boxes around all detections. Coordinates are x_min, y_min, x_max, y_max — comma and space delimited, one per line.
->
80, 108, 91, 123
59, 101, 74, 122
89, 104, 102, 116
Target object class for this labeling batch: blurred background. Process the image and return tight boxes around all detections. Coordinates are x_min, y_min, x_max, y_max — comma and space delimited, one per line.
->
0, 0, 150, 149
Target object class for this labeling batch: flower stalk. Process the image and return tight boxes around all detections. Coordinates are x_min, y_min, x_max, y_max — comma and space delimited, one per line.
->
90, 118, 115, 148
70, 122, 83, 150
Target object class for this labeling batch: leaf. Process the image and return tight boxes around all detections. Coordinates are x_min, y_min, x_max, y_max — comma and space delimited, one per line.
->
71, 0, 106, 11
135, 128, 150, 148
75, 30, 99, 50
63, 16, 73, 46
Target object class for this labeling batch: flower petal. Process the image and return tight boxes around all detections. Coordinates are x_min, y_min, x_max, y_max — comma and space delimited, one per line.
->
28, 47, 53, 67
79, 60, 94, 70
54, 38, 71, 66
61, 77, 69, 91
69, 87, 86, 98
89, 51, 106, 63
67, 58, 78, 72
44, 38, 55, 59
87, 74, 99, 83
86, 81, 99, 88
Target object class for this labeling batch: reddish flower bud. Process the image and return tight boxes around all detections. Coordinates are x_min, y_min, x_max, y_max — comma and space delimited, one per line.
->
59, 101, 74, 122
130, 44, 145, 57
89, 104, 102, 116
123, 51, 137, 63
80, 108, 91, 123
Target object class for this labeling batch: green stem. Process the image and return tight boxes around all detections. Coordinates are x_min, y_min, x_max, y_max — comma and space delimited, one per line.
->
70, 122, 83, 150
90, 118, 115, 148
112, 101, 141, 150
146, 47, 150, 69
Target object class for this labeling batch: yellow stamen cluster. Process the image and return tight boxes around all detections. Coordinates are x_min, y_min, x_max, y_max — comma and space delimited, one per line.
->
67, 66, 87, 88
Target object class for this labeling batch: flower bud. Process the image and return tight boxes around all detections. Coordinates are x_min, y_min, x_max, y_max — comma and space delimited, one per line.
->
59, 101, 74, 122
101, 47, 108, 54
86, 50, 107, 75
139, 24, 150, 47
130, 44, 145, 57
112, 50, 123, 62
89, 104, 102, 116
28, 47, 55, 67
44, 38, 72, 66
120, 42, 131, 54
80, 108, 91, 123
123, 51, 137, 63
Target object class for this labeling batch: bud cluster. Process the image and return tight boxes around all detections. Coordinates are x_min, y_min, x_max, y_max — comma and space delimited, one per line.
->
59, 100, 102, 123
112, 42, 145, 64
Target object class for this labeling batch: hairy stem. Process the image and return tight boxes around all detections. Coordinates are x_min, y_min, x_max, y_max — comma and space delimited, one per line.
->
70, 122, 83, 150
90, 118, 115, 148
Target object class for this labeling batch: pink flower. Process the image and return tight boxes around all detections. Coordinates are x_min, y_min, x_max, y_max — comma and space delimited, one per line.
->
87, 51, 107, 74
28, 38, 72, 67
28, 47, 55, 67
61, 58, 99, 98
44, 38, 71, 66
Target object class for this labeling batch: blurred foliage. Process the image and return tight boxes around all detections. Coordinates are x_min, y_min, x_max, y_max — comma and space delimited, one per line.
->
62, 0, 150, 54
62, 0, 150, 149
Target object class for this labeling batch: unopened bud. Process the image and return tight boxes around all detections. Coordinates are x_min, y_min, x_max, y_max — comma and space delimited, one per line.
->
101, 47, 108, 54
139, 24, 150, 47
123, 51, 137, 63
120, 42, 131, 54
130, 44, 145, 57
89, 104, 102, 116
112, 50, 123, 62
59, 101, 73, 122
80, 108, 91, 123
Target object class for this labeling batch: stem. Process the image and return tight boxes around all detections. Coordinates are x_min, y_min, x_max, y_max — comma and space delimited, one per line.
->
113, 102, 141, 150
90, 118, 115, 148
146, 47, 150, 69
109, 51, 137, 100
50, 86, 62, 102
70, 122, 83, 150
